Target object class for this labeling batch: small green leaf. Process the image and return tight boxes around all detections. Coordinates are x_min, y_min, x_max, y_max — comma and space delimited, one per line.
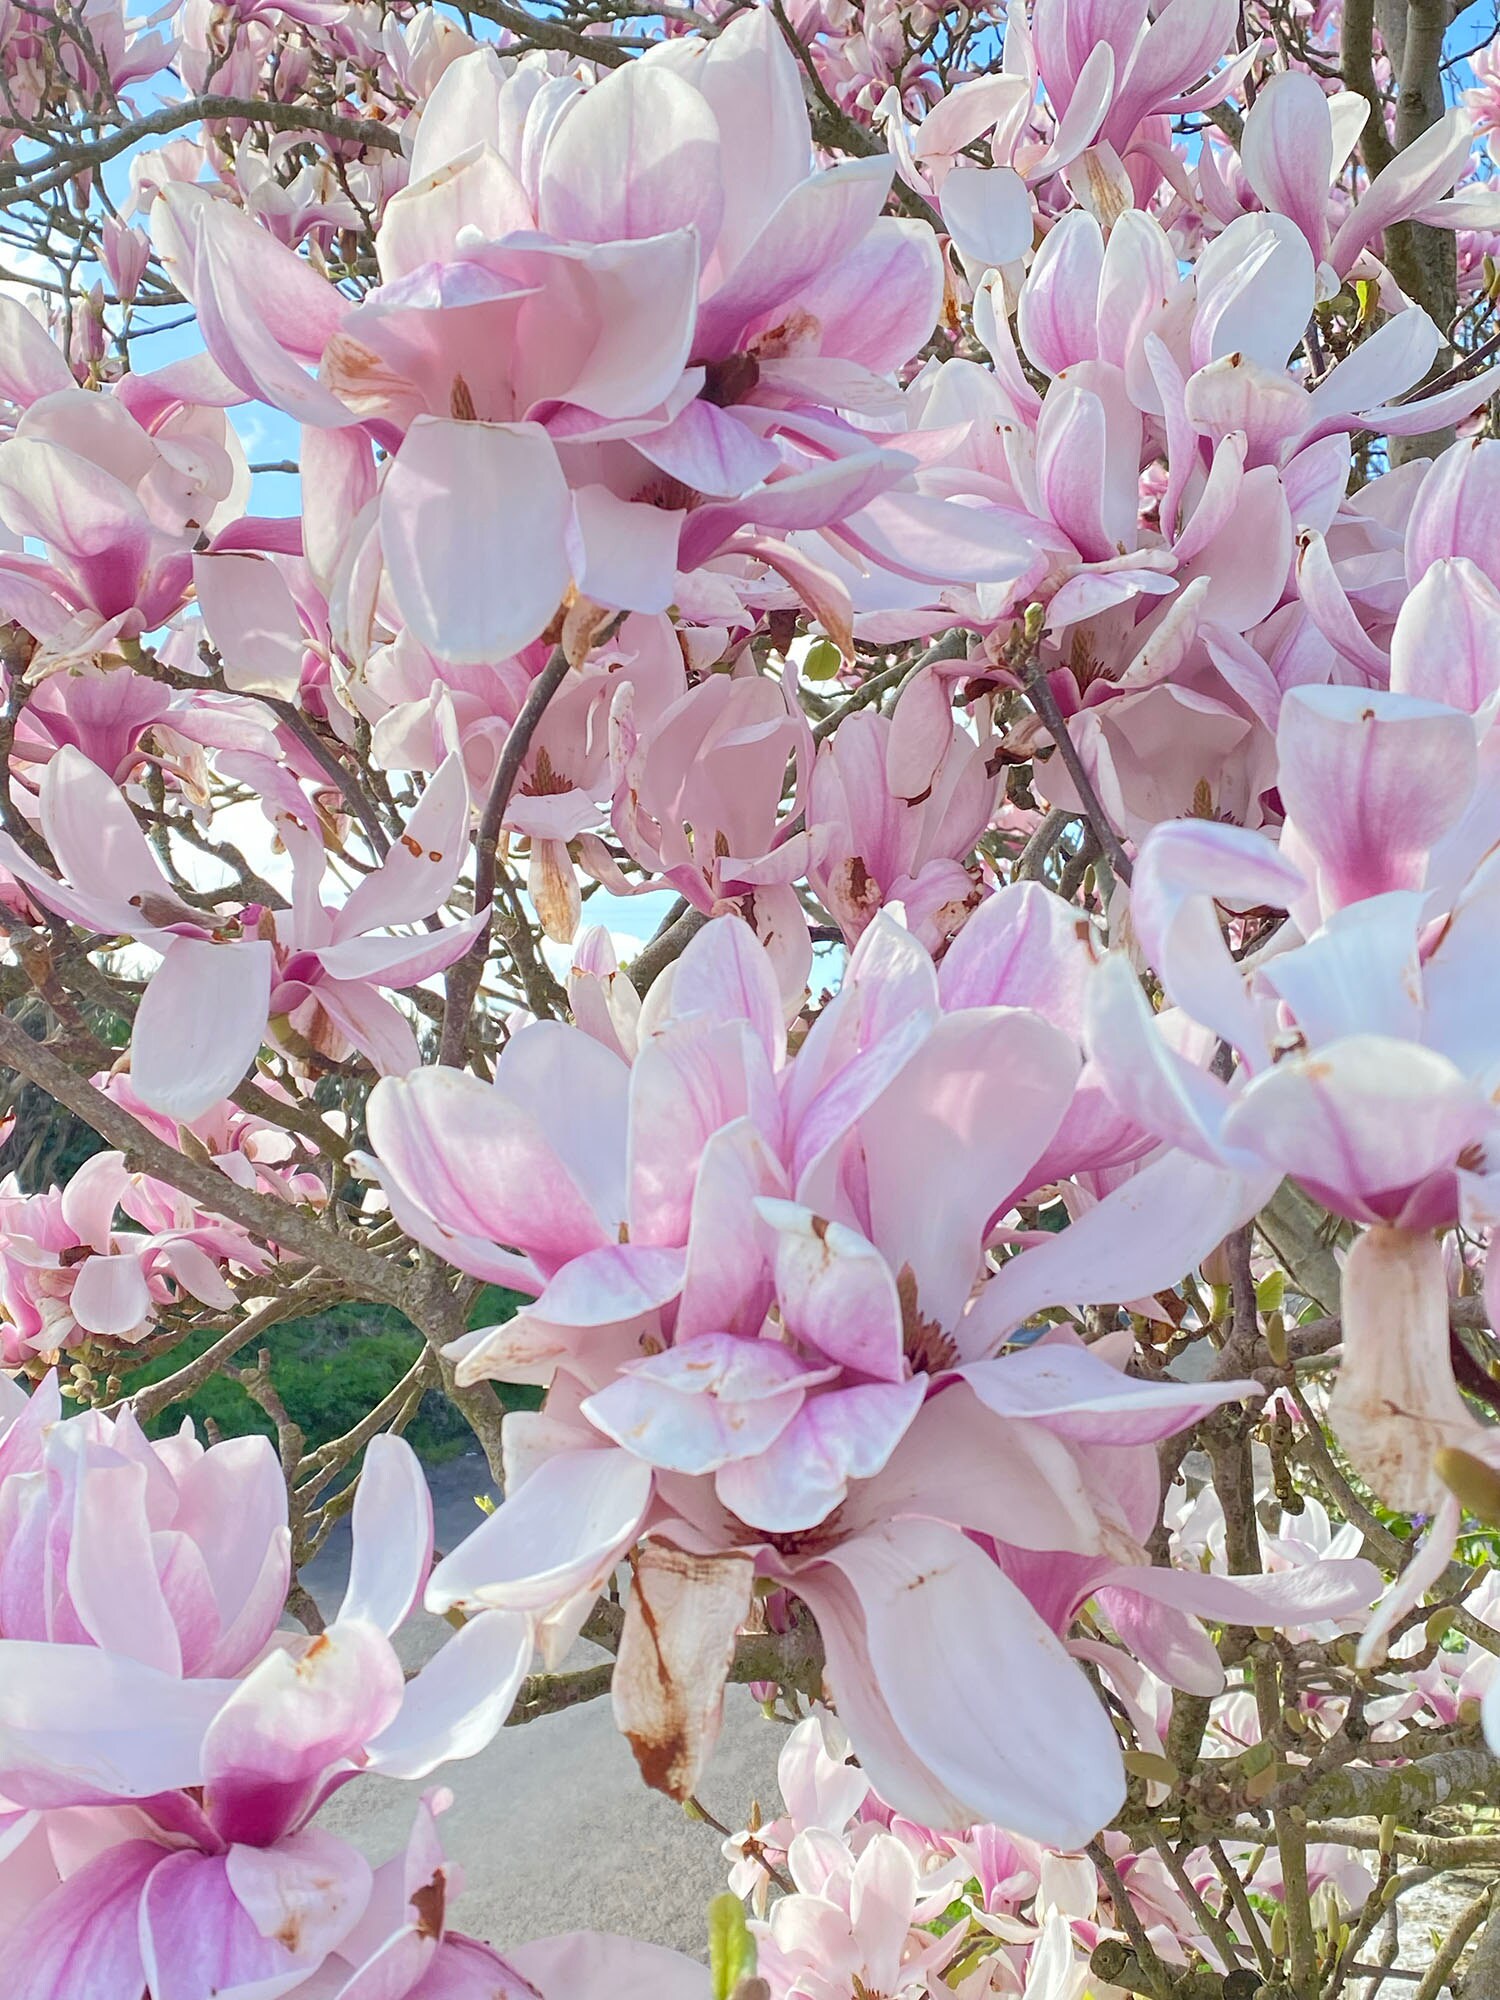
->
803, 638, 843, 681
709, 1893, 756, 2000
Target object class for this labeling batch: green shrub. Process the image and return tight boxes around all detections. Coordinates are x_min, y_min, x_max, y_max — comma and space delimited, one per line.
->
134, 1286, 540, 1461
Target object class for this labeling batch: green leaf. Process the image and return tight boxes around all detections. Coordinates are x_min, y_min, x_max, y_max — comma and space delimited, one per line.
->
709, 1893, 756, 2000
802, 638, 842, 681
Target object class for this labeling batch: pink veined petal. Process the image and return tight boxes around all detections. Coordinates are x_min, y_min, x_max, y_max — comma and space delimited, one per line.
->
1084, 952, 1233, 1163
693, 157, 895, 362
334, 754, 472, 941
1327, 107, 1473, 276
1239, 68, 1334, 255
757, 1200, 905, 1382
68, 1250, 153, 1338
958, 1342, 1261, 1446
193, 552, 307, 700
65, 1450, 182, 1674
0, 1644, 235, 1808
133, 937, 273, 1122
0, 296, 76, 408
312, 907, 489, 990
376, 148, 534, 283
153, 185, 355, 425
201, 1620, 406, 1847
312, 979, 422, 1078
58, 1147, 132, 1249
538, 60, 723, 249
961, 1150, 1275, 1356
696, 7, 811, 277
380, 418, 572, 664
1119, 1554, 1380, 1631
338, 1434, 434, 1637
1018, 211, 1104, 376
138, 1847, 320, 2000
1093, 1583, 1226, 1696
40, 742, 170, 915
5, 1838, 160, 2000
714, 1380, 925, 1532
365, 1064, 618, 1270
843, 1383, 1103, 1555
1127, 816, 1305, 1064
666, 912, 787, 1068
677, 1120, 784, 1345
1221, 1037, 1489, 1227
0, 438, 150, 620
424, 1446, 652, 1617
506, 1931, 711, 2000
1389, 558, 1500, 715
1278, 685, 1479, 913
856, 1007, 1080, 1333
366, 1607, 532, 1779
796, 1518, 1124, 1843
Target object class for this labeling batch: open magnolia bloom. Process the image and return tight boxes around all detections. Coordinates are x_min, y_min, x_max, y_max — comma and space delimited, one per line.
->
363, 912, 1374, 1842
0, 1432, 531, 1997
986, 684, 1500, 1538
0, 744, 481, 1122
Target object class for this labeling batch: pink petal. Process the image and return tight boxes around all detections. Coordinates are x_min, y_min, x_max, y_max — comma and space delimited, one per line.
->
6, 1839, 158, 2000
380, 418, 572, 664
424, 1446, 651, 1617
757, 1200, 905, 1382
1278, 686, 1478, 914
539, 61, 723, 249
367, 1607, 531, 1779
339, 1435, 433, 1637
202, 1622, 405, 1846
133, 937, 273, 1122
794, 1518, 1124, 1842
715, 1380, 924, 1531
193, 552, 307, 699
335, 754, 471, 940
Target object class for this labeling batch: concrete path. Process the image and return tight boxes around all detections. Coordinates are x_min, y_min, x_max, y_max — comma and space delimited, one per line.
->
304, 1453, 785, 1957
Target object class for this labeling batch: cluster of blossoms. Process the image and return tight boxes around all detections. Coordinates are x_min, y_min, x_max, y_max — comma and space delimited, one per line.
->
7, 0, 1500, 1992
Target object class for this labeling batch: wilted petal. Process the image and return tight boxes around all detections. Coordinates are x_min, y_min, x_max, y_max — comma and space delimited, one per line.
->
612, 1545, 754, 1800
1330, 1226, 1479, 1511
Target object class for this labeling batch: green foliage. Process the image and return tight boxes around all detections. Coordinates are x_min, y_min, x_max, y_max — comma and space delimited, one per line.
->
133, 1285, 540, 1461
708, 1893, 757, 2000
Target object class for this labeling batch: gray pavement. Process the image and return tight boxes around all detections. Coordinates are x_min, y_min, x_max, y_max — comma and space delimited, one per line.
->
305, 1452, 785, 1956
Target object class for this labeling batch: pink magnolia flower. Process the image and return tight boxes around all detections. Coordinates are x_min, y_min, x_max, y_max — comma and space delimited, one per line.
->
363, 915, 1289, 1841
0, 1151, 261, 1359
0, 1434, 530, 1997
0, 380, 250, 671
149, 10, 980, 658
1001, 684, 1500, 1516
0, 1369, 288, 1674
0, 743, 481, 1121
807, 660, 996, 949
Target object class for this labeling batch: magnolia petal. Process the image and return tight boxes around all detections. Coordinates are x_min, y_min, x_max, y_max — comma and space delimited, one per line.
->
612, 1545, 754, 1800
